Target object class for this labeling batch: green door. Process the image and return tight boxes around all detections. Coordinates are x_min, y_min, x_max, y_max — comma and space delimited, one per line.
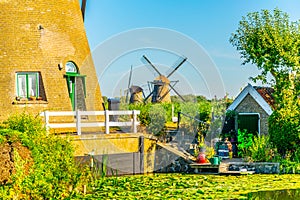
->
65, 61, 86, 111
238, 114, 259, 135
67, 75, 76, 110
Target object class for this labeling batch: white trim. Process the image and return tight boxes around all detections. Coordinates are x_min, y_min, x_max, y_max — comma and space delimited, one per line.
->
238, 112, 260, 136
227, 83, 273, 115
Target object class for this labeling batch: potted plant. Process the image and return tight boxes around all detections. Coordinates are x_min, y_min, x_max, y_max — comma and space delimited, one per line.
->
196, 144, 215, 164
29, 96, 36, 101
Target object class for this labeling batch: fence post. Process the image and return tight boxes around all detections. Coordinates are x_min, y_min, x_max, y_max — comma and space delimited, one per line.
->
133, 110, 138, 133
43, 111, 50, 135
105, 110, 110, 134
76, 110, 81, 135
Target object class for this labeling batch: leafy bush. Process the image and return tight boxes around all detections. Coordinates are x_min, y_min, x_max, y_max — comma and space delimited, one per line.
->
237, 129, 254, 157
128, 103, 151, 126
0, 112, 86, 199
279, 149, 300, 174
269, 103, 300, 157
161, 102, 181, 122
147, 104, 167, 138
248, 135, 277, 162
279, 160, 300, 174
2, 112, 44, 135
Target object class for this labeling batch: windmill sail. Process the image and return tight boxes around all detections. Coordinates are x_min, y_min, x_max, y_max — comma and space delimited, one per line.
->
141, 55, 187, 103
81, 0, 87, 21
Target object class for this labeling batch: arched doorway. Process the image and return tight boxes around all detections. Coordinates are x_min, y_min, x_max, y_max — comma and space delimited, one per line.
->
65, 61, 87, 111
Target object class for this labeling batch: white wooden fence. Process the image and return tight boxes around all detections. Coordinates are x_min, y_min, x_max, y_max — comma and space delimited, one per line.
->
40, 110, 140, 135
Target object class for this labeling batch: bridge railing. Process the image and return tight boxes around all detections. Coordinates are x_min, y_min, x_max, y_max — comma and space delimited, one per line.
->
40, 110, 140, 135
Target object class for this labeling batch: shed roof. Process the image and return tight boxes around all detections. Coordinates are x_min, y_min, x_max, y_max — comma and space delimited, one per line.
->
227, 83, 274, 116
253, 86, 275, 109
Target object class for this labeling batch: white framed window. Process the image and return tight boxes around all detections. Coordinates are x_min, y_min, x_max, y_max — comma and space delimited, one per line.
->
65, 61, 77, 73
16, 72, 39, 98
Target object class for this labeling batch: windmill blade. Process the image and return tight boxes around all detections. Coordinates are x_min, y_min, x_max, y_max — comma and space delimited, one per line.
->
81, 0, 87, 21
142, 90, 146, 98
159, 80, 178, 101
169, 84, 185, 101
143, 90, 154, 103
167, 57, 187, 78
128, 65, 133, 88
142, 55, 162, 76
159, 87, 172, 102
125, 65, 133, 103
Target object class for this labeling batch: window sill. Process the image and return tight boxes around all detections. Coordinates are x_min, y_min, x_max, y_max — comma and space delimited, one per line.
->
12, 100, 48, 105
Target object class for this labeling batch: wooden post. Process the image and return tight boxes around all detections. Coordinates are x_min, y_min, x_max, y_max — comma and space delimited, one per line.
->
83, 185, 86, 195
44, 111, 50, 135
177, 111, 181, 130
139, 136, 144, 174
133, 153, 135, 175
105, 110, 110, 134
76, 110, 81, 135
133, 110, 138, 133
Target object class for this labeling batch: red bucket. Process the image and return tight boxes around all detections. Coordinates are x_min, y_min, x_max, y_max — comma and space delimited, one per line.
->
197, 153, 206, 163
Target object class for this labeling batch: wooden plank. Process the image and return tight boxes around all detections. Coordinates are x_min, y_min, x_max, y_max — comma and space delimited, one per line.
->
108, 110, 140, 115
40, 111, 75, 116
219, 171, 255, 175
40, 110, 141, 134
157, 142, 196, 161
109, 122, 134, 127
80, 122, 105, 127
80, 111, 105, 115
49, 123, 76, 128
190, 163, 219, 174
190, 163, 219, 169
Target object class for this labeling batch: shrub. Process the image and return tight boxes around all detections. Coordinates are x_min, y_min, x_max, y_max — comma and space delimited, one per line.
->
128, 103, 151, 126
2, 112, 44, 135
248, 135, 277, 162
269, 105, 300, 157
125, 100, 212, 143
161, 102, 181, 122
279, 149, 300, 174
0, 112, 85, 199
237, 129, 253, 157
147, 104, 167, 138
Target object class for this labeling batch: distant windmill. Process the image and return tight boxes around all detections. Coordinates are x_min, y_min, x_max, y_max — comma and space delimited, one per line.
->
142, 55, 187, 103
125, 65, 145, 104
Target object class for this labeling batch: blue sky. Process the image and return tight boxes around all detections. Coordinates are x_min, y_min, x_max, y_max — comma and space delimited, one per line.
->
81, 0, 300, 99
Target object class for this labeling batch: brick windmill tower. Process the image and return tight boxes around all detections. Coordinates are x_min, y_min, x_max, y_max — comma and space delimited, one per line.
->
0, 0, 103, 121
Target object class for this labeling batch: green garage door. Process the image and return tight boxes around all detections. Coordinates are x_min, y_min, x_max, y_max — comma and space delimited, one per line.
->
238, 114, 259, 135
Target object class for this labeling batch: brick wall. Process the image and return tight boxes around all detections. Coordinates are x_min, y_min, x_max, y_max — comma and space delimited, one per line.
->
235, 94, 270, 135
0, 0, 103, 122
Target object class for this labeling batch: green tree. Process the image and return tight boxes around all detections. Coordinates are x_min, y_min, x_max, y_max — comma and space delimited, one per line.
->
147, 104, 167, 139
230, 8, 300, 156
230, 8, 300, 89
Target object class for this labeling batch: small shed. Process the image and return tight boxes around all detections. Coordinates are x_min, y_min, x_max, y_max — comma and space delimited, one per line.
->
224, 83, 274, 135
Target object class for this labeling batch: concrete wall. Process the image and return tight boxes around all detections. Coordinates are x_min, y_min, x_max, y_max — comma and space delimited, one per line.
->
71, 133, 157, 173
0, 0, 103, 123
235, 94, 270, 135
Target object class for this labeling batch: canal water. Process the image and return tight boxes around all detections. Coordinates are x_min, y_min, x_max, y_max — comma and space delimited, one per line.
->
247, 189, 300, 199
